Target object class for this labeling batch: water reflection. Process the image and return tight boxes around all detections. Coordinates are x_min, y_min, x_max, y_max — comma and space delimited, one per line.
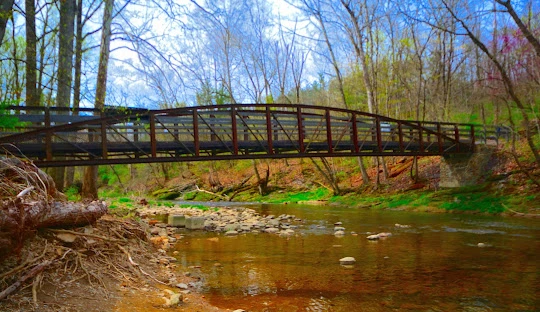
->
172, 203, 539, 311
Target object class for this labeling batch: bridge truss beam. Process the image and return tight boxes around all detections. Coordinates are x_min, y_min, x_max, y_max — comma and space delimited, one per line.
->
0, 104, 475, 167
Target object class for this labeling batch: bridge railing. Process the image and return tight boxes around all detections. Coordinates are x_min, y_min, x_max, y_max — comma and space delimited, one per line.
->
0, 104, 477, 166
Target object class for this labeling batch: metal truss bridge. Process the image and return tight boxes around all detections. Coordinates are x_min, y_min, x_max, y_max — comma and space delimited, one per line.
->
0, 104, 480, 167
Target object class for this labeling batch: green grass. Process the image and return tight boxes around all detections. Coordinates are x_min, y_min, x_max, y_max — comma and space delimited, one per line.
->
244, 187, 332, 203
440, 193, 507, 213
178, 203, 209, 210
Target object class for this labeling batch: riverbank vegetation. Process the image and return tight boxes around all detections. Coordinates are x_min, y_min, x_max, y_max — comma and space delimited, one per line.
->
86, 134, 537, 216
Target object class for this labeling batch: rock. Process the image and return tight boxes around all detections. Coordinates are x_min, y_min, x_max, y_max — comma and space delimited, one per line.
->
168, 215, 186, 227
225, 230, 239, 236
264, 227, 279, 234
214, 263, 222, 267
233, 310, 246, 312
268, 219, 280, 227
176, 283, 189, 289
339, 257, 356, 265
334, 222, 343, 226
55, 233, 77, 243
150, 227, 160, 235
240, 224, 252, 231
158, 228, 168, 237
159, 258, 170, 265
378, 232, 392, 238
395, 223, 411, 228
334, 226, 345, 231
185, 217, 206, 230
477, 243, 486, 248
367, 234, 380, 240
156, 223, 167, 228
224, 224, 240, 232
162, 290, 183, 307
334, 230, 345, 236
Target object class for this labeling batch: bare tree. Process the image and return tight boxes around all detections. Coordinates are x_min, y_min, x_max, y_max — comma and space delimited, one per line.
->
82, 0, 115, 199
25, 0, 38, 107
439, 0, 540, 166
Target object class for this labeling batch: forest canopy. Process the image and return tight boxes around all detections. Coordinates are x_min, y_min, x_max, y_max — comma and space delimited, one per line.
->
0, 0, 538, 150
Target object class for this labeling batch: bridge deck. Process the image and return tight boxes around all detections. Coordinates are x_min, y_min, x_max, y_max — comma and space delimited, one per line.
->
0, 104, 476, 167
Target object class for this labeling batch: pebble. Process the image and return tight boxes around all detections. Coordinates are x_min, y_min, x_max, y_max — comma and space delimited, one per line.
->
176, 283, 189, 289
339, 257, 356, 265
334, 230, 345, 236
395, 223, 411, 228
477, 243, 486, 248
225, 230, 239, 236
264, 227, 279, 234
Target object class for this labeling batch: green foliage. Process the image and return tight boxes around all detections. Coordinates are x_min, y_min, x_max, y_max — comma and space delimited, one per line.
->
0, 100, 28, 130
64, 185, 81, 201
118, 197, 132, 203
98, 165, 129, 186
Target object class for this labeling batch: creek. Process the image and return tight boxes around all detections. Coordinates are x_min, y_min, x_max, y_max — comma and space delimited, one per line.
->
171, 202, 538, 311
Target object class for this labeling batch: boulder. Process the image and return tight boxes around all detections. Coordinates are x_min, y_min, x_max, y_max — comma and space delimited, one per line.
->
185, 217, 205, 230
168, 215, 186, 227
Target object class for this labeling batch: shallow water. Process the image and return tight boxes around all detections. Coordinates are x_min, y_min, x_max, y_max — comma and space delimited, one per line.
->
171, 203, 539, 311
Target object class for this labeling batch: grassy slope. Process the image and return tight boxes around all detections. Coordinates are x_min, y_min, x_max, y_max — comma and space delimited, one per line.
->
87, 136, 539, 216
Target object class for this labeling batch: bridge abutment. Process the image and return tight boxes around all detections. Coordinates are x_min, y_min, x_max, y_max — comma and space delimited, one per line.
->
439, 146, 495, 188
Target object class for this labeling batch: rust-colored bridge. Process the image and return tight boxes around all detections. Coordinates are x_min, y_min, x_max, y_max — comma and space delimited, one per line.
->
0, 104, 478, 167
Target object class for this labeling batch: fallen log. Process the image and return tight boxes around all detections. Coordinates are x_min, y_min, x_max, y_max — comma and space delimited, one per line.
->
0, 199, 108, 260
1, 157, 108, 260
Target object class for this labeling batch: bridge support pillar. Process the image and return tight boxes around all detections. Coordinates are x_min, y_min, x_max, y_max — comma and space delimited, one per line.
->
439, 146, 495, 188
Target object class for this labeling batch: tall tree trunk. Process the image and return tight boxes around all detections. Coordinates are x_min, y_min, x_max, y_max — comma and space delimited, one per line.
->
82, 0, 115, 199
0, 0, 15, 46
25, 0, 38, 107
65, 0, 84, 188
51, 0, 76, 191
